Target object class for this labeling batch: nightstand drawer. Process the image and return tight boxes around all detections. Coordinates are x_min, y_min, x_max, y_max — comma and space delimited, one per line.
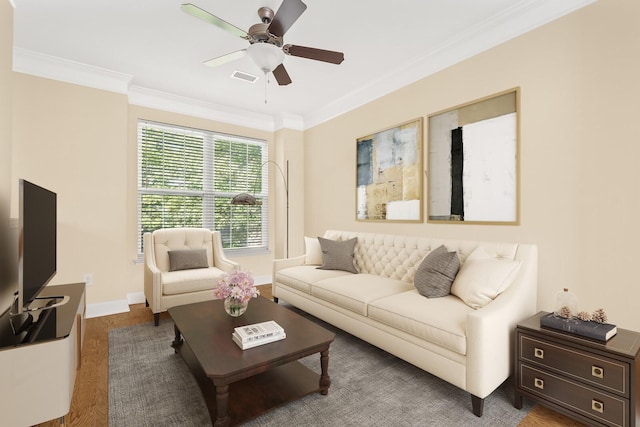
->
520, 364, 627, 427
520, 335, 628, 396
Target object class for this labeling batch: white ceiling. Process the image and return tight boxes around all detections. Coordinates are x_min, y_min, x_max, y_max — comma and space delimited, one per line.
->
12, 0, 595, 130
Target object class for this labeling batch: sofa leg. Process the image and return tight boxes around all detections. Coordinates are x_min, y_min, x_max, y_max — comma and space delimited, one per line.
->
471, 394, 484, 417
273, 296, 279, 304
154, 313, 160, 326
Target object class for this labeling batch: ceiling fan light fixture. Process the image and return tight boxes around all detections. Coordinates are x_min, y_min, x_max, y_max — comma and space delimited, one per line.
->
247, 42, 285, 74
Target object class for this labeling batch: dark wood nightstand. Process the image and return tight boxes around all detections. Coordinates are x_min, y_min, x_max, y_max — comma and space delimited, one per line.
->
515, 311, 640, 427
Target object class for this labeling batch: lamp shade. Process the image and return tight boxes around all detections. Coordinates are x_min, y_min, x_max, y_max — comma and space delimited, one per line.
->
230, 193, 257, 205
247, 42, 285, 74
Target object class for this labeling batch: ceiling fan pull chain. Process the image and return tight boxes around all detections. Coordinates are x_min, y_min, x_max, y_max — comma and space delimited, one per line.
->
264, 73, 269, 104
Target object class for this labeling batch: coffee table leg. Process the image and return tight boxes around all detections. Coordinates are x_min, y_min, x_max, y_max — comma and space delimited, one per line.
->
319, 349, 331, 395
170, 324, 183, 353
214, 384, 230, 427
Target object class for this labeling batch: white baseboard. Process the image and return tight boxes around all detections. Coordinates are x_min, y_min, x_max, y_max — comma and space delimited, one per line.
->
86, 299, 130, 319
127, 291, 146, 305
254, 275, 271, 286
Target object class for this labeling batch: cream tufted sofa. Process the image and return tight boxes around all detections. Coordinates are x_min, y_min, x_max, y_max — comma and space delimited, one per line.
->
273, 230, 537, 416
144, 228, 239, 326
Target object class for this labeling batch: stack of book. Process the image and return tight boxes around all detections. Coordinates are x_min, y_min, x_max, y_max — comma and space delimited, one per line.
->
232, 320, 286, 350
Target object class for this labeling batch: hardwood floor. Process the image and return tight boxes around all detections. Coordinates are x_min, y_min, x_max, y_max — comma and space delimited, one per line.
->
36, 284, 582, 426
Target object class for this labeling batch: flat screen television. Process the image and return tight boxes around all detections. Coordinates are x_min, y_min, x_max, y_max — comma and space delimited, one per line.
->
16, 179, 57, 314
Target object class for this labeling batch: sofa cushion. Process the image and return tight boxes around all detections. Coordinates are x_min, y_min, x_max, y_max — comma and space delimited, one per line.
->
275, 266, 352, 294
168, 249, 208, 271
162, 267, 226, 295
451, 246, 521, 309
317, 237, 359, 273
414, 245, 460, 298
368, 290, 473, 355
304, 236, 323, 265
312, 274, 414, 316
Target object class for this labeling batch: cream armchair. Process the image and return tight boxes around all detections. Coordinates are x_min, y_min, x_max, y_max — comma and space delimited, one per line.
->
144, 228, 239, 325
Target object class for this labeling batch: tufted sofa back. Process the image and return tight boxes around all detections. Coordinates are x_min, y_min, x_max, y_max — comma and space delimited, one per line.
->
151, 228, 215, 272
323, 230, 520, 283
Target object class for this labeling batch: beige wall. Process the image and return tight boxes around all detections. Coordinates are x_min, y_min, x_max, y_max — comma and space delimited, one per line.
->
1, 0, 12, 207
304, 0, 640, 330
273, 127, 304, 258
11, 75, 130, 304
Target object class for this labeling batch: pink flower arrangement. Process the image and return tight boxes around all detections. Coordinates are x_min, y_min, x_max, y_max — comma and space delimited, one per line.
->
213, 270, 260, 303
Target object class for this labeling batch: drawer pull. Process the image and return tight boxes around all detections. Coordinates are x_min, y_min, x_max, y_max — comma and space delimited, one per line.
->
534, 378, 544, 389
592, 366, 604, 379
534, 348, 544, 359
591, 399, 604, 413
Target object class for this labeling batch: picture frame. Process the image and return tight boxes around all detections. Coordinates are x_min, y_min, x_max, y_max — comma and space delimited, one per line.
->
356, 118, 423, 222
427, 88, 520, 224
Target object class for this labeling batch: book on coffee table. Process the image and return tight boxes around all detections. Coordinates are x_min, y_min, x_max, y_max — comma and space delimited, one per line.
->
232, 330, 286, 350
234, 320, 285, 343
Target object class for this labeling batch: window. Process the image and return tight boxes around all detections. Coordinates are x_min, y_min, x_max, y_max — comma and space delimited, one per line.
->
137, 120, 268, 255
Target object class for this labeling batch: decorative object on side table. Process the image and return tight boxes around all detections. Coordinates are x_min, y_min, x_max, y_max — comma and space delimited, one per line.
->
540, 310, 617, 342
546, 287, 616, 341
213, 270, 260, 317
554, 288, 578, 318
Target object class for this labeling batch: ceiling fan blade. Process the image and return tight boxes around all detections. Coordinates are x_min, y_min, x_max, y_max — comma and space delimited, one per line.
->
283, 44, 344, 65
272, 64, 292, 86
268, 0, 307, 38
203, 50, 247, 68
181, 3, 250, 40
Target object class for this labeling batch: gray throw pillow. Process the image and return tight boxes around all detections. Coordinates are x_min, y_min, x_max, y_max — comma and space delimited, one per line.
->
414, 245, 460, 298
168, 249, 208, 271
317, 237, 359, 274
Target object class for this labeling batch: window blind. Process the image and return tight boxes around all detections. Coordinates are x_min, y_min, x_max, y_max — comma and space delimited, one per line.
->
137, 120, 268, 255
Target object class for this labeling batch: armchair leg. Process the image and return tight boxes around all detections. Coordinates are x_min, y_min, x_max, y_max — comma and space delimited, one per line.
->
273, 297, 279, 304
471, 394, 484, 417
145, 299, 149, 307
154, 313, 160, 326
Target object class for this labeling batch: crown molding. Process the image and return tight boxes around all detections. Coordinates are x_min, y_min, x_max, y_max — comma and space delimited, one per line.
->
302, 0, 597, 129
275, 113, 304, 132
12, 48, 280, 132
128, 85, 276, 132
13, 47, 132, 94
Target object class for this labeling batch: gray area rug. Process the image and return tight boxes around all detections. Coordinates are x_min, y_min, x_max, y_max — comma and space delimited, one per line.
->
109, 306, 533, 426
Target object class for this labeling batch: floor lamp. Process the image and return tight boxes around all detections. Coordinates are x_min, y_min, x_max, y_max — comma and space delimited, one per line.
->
230, 160, 289, 258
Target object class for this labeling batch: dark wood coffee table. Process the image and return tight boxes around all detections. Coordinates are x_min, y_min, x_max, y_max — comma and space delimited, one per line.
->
168, 297, 335, 426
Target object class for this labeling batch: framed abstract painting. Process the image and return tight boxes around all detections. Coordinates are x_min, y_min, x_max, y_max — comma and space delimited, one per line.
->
356, 118, 423, 222
427, 88, 520, 224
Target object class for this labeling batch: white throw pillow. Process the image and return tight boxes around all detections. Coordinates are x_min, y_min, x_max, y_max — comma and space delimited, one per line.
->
451, 246, 521, 309
304, 236, 323, 265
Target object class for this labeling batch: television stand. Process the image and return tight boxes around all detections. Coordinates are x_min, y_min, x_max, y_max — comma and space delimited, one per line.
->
0, 283, 85, 426
29, 294, 71, 312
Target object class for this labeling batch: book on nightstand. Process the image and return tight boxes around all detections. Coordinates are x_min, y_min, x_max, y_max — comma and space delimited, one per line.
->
540, 313, 617, 342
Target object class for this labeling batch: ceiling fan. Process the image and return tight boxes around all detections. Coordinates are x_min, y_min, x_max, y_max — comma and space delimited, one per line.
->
182, 0, 345, 86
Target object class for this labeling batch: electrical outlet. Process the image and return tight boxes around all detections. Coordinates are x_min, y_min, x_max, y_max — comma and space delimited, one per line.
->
83, 273, 93, 286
